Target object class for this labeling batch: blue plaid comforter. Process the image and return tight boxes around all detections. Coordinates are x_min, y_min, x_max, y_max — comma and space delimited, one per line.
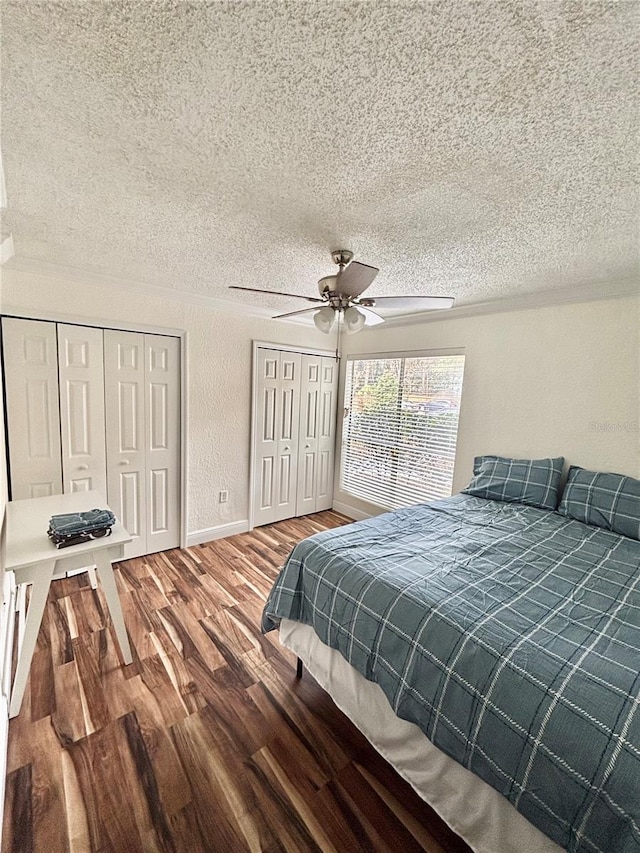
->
262, 495, 640, 853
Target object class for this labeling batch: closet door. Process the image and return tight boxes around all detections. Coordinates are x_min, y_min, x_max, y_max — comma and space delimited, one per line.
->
276, 352, 302, 522
104, 330, 147, 559
2, 318, 62, 499
316, 357, 338, 511
145, 334, 180, 553
57, 324, 107, 495
296, 355, 322, 516
253, 349, 301, 526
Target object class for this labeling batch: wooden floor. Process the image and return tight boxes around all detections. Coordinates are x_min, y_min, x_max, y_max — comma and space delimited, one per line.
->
3, 510, 472, 853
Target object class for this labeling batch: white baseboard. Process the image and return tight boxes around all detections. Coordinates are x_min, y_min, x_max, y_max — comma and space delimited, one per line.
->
186, 520, 250, 547
331, 501, 372, 522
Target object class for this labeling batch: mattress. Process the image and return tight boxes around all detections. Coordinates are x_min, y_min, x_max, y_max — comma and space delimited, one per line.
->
280, 618, 562, 853
263, 494, 640, 852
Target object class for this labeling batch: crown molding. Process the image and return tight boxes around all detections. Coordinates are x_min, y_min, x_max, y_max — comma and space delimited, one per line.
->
2, 255, 278, 321
3, 255, 638, 332
356, 275, 640, 331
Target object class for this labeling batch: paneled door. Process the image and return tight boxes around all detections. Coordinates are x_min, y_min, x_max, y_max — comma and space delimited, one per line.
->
104, 330, 181, 558
3, 319, 181, 559
316, 357, 338, 511
2, 318, 62, 499
296, 355, 338, 516
104, 330, 148, 559
145, 335, 181, 554
252, 346, 338, 527
296, 355, 321, 516
252, 348, 302, 526
57, 324, 107, 495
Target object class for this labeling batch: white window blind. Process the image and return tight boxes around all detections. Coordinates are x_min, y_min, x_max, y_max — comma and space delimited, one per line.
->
340, 353, 465, 510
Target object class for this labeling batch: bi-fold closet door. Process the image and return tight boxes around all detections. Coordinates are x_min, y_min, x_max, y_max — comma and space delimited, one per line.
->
58, 323, 108, 497
252, 347, 338, 527
3, 318, 64, 500
104, 330, 180, 558
296, 355, 338, 517
1, 318, 180, 560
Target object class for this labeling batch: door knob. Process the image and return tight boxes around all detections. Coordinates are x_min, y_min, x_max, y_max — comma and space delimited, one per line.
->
283, 447, 290, 452
77, 464, 89, 471
119, 460, 131, 465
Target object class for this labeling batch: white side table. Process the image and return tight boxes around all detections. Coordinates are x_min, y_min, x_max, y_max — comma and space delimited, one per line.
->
4, 490, 133, 718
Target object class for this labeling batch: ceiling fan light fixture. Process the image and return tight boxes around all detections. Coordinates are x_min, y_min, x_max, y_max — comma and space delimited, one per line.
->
228, 249, 452, 330
344, 305, 366, 334
313, 305, 336, 333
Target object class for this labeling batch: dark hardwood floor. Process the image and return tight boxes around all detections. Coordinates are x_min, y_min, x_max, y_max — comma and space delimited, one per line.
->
3, 511, 472, 853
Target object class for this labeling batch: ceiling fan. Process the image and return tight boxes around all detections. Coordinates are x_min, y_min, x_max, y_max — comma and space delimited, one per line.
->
229, 250, 454, 334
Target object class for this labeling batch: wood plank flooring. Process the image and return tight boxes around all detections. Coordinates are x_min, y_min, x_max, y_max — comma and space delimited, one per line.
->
3, 511, 472, 853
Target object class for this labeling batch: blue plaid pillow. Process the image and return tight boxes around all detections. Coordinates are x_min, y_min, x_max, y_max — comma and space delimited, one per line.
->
558, 467, 640, 541
462, 455, 564, 510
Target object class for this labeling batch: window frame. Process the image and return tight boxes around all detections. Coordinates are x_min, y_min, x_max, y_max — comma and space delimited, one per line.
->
338, 347, 466, 512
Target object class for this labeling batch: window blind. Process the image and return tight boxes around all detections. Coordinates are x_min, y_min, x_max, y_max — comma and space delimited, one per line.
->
340, 354, 466, 510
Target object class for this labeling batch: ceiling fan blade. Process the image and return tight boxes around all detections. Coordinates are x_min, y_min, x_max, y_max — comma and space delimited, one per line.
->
336, 261, 379, 298
229, 285, 323, 303
272, 306, 322, 319
361, 295, 454, 311
358, 306, 385, 326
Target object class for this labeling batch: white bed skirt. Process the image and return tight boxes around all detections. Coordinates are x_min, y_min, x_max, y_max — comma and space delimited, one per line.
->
280, 618, 562, 853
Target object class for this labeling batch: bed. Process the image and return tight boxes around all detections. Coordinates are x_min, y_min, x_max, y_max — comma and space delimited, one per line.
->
262, 486, 640, 853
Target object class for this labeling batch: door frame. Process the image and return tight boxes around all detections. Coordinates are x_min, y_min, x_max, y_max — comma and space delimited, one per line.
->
249, 340, 338, 530
1, 308, 188, 550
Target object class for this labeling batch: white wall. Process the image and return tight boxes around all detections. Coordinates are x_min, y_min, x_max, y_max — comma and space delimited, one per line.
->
3, 270, 639, 530
1, 267, 334, 537
335, 294, 640, 518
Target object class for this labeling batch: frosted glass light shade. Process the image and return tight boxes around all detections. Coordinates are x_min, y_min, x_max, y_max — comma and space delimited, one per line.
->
344, 305, 366, 334
313, 306, 336, 333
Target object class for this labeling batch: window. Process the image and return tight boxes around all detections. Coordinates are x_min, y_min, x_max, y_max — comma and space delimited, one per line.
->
340, 353, 465, 510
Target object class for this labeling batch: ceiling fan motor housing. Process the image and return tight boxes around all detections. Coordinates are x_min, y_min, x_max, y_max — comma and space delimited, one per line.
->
318, 275, 338, 297
317, 277, 353, 310
319, 250, 355, 297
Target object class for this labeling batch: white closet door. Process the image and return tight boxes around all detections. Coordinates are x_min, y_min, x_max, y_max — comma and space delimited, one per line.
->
145, 334, 180, 553
276, 352, 302, 522
253, 349, 301, 526
104, 330, 147, 559
2, 318, 62, 499
316, 357, 338, 511
58, 324, 107, 496
253, 348, 279, 526
296, 355, 322, 516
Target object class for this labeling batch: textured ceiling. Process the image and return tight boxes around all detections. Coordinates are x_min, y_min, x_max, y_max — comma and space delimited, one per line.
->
1, 0, 638, 315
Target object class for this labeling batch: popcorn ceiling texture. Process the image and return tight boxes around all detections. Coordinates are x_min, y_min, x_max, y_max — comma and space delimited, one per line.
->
1, 1, 638, 312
